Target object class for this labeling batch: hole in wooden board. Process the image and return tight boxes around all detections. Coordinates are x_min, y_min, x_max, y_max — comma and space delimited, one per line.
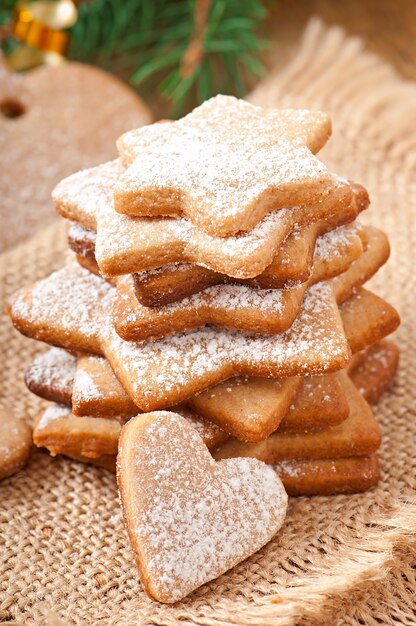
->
0, 99, 26, 118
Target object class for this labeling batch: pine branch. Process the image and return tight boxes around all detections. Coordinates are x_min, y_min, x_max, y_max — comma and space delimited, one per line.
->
69, 0, 268, 115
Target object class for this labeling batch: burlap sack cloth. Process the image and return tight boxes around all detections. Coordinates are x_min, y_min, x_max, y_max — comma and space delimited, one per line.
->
1, 19, 415, 626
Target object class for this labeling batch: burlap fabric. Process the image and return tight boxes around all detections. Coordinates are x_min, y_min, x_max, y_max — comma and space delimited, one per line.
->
1, 19, 416, 626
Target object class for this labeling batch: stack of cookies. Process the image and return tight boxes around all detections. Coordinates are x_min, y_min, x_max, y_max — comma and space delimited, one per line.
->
10, 96, 400, 498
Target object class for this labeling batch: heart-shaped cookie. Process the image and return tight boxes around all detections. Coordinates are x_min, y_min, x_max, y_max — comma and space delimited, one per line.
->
117, 411, 288, 603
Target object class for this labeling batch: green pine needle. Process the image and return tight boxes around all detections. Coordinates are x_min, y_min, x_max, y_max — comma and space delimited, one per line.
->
70, 0, 268, 115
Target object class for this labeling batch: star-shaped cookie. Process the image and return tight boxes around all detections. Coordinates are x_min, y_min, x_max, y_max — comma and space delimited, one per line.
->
10, 256, 399, 411
115, 95, 334, 236
53, 159, 354, 279
113, 225, 386, 342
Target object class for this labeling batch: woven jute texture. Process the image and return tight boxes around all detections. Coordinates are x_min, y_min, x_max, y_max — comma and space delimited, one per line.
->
1, 18, 416, 626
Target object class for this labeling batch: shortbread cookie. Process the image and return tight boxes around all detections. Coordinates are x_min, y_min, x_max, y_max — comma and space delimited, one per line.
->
67, 222, 98, 275
117, 410, 288, 603
10, 263, 352, 408
11, 263, 110, 355
63, 451, 117, 472
346, 345, 369, 372
72, 355, 137, 419
32, 341, 395, 449
23, 349, 335, 441
54, 159, 357, 279
279, 374, 350, 432
71, 356, 349, 440
33, 404, 121, 459
28, 350, 344, 442
213, 375, 381, 463
0, 410, 32, 480
67, 185, 368, 304
131, 217, 368, 306
68, 211, 366, 305
108, 280, 351, 407
33, 410, 380, 495
338, 289, 399, 355
44, 447, 380, 496
331, 227, 389, 303
195, 372, 349, 440
348, 340, 400, 404
32, 403, 223, 460
189, 372, 350, 441
25, 348, 76, 406
75, 251, 101, 276
114, 96, 338, 237
27, 350, 349, 442
29, 338, 399, 443
10, 262, 399, 411
95, 179, 355, 280
33, 374, 386, 498
113, 226, 387, 341
33, 402, 228, 459
48, 446, 380, 496
275, 455, 380, 496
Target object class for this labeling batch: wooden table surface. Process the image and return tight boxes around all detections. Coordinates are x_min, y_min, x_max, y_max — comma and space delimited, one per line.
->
265, 0, 416, 80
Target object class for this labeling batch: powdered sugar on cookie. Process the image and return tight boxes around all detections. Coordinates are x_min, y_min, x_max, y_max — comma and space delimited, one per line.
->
37, 403, 70, 430
53, 159, 122, 231
117, 411, 288, 603
115, 96, 334, 236
107, 281, 349, 409
25, 348, 76, 393
53, 154, 353, 279
10, 263, 350, 410
314, 224, 361, 261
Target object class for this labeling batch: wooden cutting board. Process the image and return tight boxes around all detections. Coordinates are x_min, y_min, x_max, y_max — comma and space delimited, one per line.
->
0, 59, 152, 252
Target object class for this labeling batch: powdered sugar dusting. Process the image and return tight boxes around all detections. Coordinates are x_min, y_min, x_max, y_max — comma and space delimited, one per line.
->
12, 262, 113, 346
142, 263, 195, 279
55, 158, 298, 277
13, 264, 349, 408
52, 158, 350, 279
73, 367, 103, 401
174, 406, 225, 449
116, 96, 332, 235
96, 199, 293, 277
108, 281, 348, 406
314, 224, 360, 261
53, 159, 122, 230
67, 222, 97, 257
120, 411, 287, 602
274, 460, 302, 478
116, 275, 291, 336
25, 348, 76, 393
37, 404, 69, 430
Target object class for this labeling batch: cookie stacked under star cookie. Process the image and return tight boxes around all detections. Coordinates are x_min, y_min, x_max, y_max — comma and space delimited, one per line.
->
9, 96, 401, 601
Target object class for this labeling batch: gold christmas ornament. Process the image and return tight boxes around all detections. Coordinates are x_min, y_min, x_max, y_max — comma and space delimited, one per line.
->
8, 0, 78, 70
